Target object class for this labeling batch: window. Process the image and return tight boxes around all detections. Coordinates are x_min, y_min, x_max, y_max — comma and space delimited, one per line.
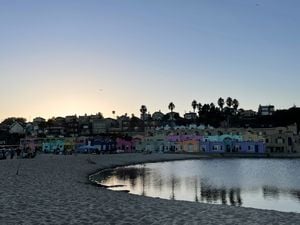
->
288, 137, 292, 146
248, 145, 255, 151
277, 138, 284, 144
213, 145, 222, 151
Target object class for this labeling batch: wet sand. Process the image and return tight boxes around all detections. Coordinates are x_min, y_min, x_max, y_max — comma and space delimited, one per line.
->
0, 153, 299, 224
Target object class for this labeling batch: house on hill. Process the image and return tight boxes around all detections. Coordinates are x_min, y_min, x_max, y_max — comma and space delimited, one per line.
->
9, 121, 25, 135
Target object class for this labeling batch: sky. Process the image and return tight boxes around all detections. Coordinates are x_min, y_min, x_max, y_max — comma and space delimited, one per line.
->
0, 0, 299, 122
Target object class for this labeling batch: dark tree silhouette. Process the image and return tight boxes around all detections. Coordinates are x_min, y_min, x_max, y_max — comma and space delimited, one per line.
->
210, 103, 216, 112
218, 98, 225, 111
191, 100, 197, 112
233, 99, 239, 112
140, 105, 147, 120
197, 103, 202, 117
168, 102, 175, 112
202, 104, 210, 113
226, 97, 233, 108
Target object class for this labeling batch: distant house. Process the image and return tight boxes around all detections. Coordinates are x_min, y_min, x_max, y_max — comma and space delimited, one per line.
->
258, 105, 275, 116
116, 137, 134, 152
264, 132, 296, 153
140, 113, 151, 121
33, 117, 46, 124
184, 112, 197, 120
167, 134, 202, 153
54, 117, 66, 127
92, 119, 107, 135
182, 139, 200, 152
117, 115, 131, 131
200, 137, 265, 154
91, 136, 116, 152
9, 121, 25, 134
239, 110, 256, 118
65, 115, 79, 137
45, 127, 64, 137
152, 111, 164, 121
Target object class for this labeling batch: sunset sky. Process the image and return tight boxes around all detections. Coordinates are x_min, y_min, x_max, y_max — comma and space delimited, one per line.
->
1, 0, 299, 122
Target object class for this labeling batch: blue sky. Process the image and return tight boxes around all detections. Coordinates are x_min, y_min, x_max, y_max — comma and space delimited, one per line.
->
0, 0, 299, 121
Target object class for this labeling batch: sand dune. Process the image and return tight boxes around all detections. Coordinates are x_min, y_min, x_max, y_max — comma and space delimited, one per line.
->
0, 153, 299, 225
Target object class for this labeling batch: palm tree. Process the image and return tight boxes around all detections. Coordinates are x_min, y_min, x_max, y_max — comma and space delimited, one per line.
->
218, 97, 225, 111
168, 102, 175, 112
197, 103, 202, 117
210, 103, 216, 112
226, 97, 233, 108
232, 99, 239, 113
140, 105, 147, 120
168, 102, 175, 121
202, 104, 210, 113
191, 100, 197, 112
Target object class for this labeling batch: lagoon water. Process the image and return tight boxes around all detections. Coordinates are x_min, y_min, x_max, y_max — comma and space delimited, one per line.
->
95, 159, 300, 213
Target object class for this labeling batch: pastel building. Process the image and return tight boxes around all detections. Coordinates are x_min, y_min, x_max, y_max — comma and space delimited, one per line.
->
132, 135, 144, 152
64, 138, 76, 153
42, 138, 64, 153
91, 136, 116, 152
200, 135, 265, 153
20, 138, 44, 153
167, 134, 202, 153
140, 134, 171, 153
182, 139, 200, 153
116, 137, 134, 152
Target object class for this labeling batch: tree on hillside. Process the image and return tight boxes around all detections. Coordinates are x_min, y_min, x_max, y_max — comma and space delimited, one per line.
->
191, 100, 197, 112
140, 105, 147, 120
1, 117, 26, 126
226, 97, 233, 108
197, 103, 202, 117
232, 99, 239, 113
210, 103, 216, 112
97, 112, 104, 119
218, 98, 225, 111
168, 102, 175, 112
202, 104, 210, 113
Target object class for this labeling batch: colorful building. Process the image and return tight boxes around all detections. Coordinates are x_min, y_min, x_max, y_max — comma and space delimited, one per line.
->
116, 137, 134, 152
200, 136, 265, 153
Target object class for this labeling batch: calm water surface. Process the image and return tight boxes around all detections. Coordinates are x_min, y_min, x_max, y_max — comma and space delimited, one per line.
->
93, 159, 300, 213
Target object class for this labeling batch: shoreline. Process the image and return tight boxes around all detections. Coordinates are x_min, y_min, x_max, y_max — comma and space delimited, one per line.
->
1, 153, 300, 224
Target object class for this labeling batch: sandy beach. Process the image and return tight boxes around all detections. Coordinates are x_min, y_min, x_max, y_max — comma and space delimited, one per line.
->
0, 153, 299, 225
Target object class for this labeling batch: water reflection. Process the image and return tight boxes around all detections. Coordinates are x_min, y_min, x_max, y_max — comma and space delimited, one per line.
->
93, 159, 300, 213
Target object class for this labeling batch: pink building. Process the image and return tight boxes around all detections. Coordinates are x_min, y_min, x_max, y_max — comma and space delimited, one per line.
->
116, 138, 134, 153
